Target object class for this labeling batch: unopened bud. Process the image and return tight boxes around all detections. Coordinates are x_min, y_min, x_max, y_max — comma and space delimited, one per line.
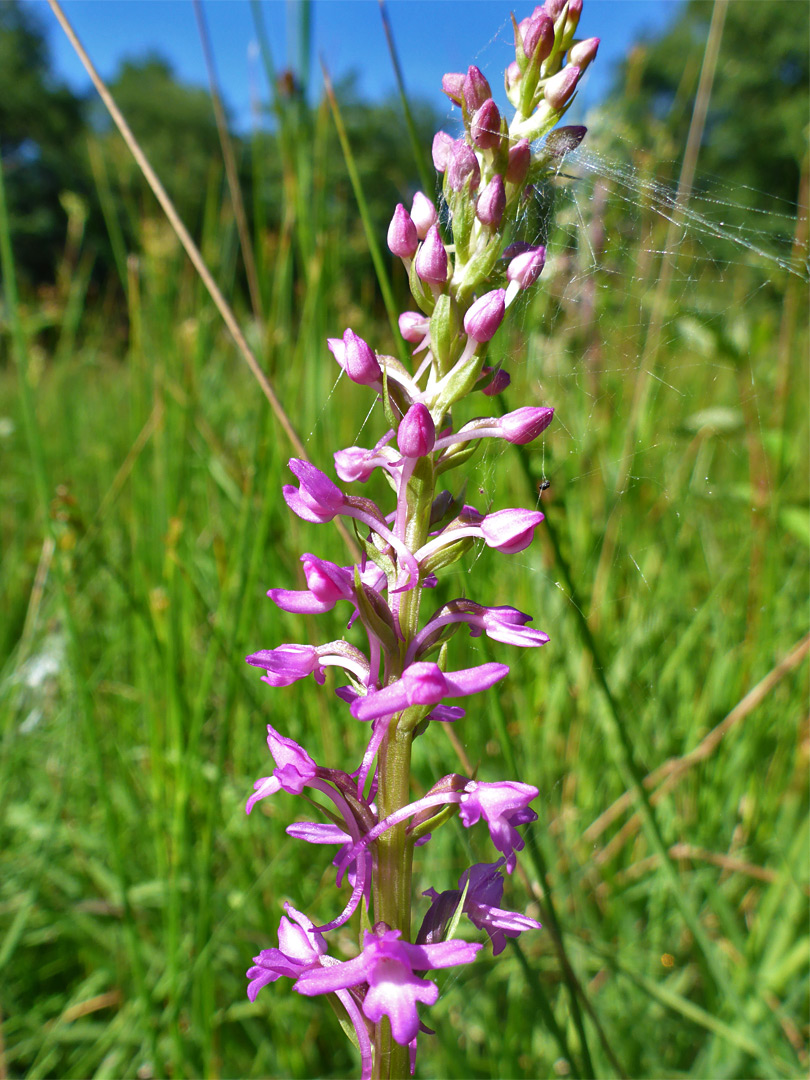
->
476, 174, 506, 227
507, 245, 546, 289
506, 139, 531, 184
480, 367, 511, 396
464, 289, 505, 343
327, 328, 382, 386
398, 403, 436, 458
387, 204, 418, 258
544, 65, 581, 110
432, 131, 455, 173
415, 224, 449, 284
463, 65, 492, 113
411, 191, 438, 239
569, 36, 599, 71
470, 99, 502, 150
499, 406, 554, 444
447, 141, 481, 192
505, 61, 522, 96
399, 311, 429, 344
521, 13, 554, 62
441, 72, 464, 106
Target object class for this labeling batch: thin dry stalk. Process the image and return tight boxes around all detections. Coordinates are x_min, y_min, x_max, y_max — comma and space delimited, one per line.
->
46, 0, 359, 562
192, 0, 264, 323
583, 632, 810, 854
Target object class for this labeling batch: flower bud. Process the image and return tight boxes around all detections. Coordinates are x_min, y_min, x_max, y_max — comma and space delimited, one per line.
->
415, 224, 449, 284
542, 0, 566, 21
507, 245, 546, 289
441, 72, 464, 105
327, 329, 382, 385
476, 174, 506, 228
505, 61, 522, 98
470, 99, 502, 150
462, 65, 491, 113
432, 131, 455, 173
569, 36, 600, 71
506, 138, 531, 184
399, 311, 429, 344
447, 141, 481, 192
410, 191, 438, 239
398, 403, 436, 458
464, 289, 505, 343
544, 65, 581, 110
499, 406, 554, 444
387, 203, 418, 258
480, 367, 511, 396
521, 13, 554, 62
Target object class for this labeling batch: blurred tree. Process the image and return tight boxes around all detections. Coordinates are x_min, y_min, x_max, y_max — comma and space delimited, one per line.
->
609, 0, 808, 210
0, 1, 87, 284
95, 55, 227, 235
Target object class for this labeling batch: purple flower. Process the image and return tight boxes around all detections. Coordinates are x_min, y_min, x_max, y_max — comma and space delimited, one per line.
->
520, 12, 554, 61
334, 431, 399, 484
246, 644, 324, 688
268, 554, 354, 614
415, 224, 449, 284
295, 927, 482, 1046
351, 660, 508, 722
458, 780, 539, 872
411, 600, 549, 660
387, 204, 419, 258
423, 861, 541, 956
247, 903, 327, 1000
283, 459, 346, 523
246, 723, 319, 810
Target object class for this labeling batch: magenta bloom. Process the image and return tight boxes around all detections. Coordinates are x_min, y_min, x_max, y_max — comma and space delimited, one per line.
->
459, 780, 539, 872
295, 927, 482, 1046
246, 724, 319, 810
246, 644, 324, 688
351, 660, 508, 722
423, 860, 541, 956
283, 459, 346, 523
247, 903, 328, 1000
398, 403, 435, 458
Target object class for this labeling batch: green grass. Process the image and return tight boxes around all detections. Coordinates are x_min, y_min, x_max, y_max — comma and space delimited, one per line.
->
1, 46, 808, 1080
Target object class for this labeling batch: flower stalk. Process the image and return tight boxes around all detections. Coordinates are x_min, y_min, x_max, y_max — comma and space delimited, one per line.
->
244, 5, 598, 1077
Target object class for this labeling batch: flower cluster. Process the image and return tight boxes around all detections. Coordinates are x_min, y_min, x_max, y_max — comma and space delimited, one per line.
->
245, 5, 597, 1077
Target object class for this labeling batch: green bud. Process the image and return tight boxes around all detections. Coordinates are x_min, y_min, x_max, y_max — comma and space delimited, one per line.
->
353, 567, 400, 656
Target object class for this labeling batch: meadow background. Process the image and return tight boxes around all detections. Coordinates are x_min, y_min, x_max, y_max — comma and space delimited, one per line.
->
1, 1, 808, 1078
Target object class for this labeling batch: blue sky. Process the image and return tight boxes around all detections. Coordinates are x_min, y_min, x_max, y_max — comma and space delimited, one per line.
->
37, 1, 683, 130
